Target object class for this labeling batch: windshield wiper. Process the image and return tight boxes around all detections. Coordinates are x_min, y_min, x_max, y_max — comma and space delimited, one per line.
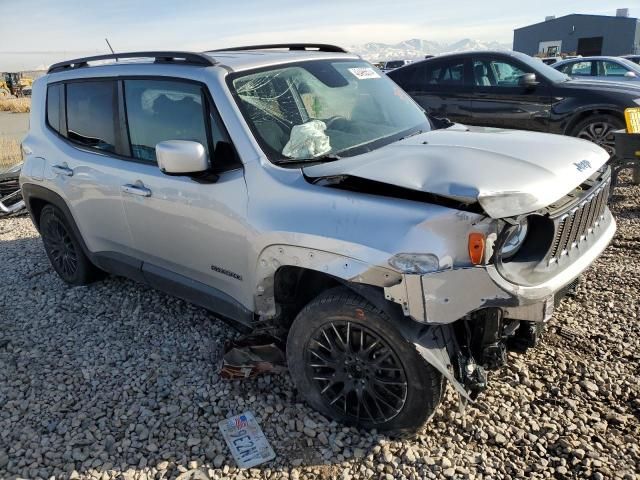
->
274, 153, 342, 166
398, 129, 424, 141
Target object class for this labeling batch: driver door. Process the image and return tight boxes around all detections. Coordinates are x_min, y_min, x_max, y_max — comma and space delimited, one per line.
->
470, 55, 551, 132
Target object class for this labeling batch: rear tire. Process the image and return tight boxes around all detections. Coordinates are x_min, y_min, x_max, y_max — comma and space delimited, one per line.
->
40, 204, 102, 285
286, 287, 443, 434
569, 114, 624, 156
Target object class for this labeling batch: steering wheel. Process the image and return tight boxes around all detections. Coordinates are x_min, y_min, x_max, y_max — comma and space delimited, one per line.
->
324, 115, 349, 129
324, 115, 367, 135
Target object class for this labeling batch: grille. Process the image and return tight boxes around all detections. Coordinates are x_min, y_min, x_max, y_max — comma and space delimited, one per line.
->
548, 177, 610, 262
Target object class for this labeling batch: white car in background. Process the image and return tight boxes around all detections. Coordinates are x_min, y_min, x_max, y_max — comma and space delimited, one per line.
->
380, 59, 413, 72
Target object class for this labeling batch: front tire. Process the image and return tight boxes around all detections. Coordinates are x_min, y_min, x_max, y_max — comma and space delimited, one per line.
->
569, 114, 624, 156
40, 204, 102, 285
286, 287, 443, 434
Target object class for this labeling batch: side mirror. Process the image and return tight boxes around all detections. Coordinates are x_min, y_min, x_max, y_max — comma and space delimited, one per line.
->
156, 140, 208, 175
518, 73, 539, 88
624, 71, 637, 78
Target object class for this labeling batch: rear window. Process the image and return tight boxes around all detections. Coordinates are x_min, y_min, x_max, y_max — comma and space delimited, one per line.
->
65, 81, 117, 153
570, 61, 592, 76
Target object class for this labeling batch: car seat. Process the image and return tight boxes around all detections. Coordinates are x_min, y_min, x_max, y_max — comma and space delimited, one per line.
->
474, 64, 492, 86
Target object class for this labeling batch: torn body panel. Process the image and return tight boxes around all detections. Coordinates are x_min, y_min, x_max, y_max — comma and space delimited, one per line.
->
412, 325, 473, 401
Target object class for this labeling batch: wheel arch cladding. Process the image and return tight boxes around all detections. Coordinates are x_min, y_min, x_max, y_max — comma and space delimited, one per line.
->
21, 183, 91, 257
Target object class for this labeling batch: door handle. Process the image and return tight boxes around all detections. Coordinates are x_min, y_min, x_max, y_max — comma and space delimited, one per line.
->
121, 183, 152, 197
51, 164, 74, 177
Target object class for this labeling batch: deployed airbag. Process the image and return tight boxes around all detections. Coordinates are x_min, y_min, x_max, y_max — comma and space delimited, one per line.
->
282, 120, 331, 159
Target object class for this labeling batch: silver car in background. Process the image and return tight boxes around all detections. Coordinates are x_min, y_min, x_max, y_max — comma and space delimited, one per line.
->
20, 45, 615, 434
554, 56, 640, 82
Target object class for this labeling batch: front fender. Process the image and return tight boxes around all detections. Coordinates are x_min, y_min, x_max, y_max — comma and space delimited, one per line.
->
253, 244, 402, 317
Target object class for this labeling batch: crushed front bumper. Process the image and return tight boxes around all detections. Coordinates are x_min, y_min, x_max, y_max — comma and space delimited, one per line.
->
385, 210, 616, 324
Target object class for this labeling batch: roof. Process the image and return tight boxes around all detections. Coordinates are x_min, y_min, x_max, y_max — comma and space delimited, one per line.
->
554, 56, 628, 61
46, 45, 360, 75
407, 50, 522, 61
514, 13, 640, 31
205, 49, 360, 72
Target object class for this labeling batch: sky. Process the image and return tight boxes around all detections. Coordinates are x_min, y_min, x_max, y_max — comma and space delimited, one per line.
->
0, 0, 635, 70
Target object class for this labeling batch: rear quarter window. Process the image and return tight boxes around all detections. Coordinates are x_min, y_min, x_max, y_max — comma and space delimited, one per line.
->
46, 84, 62, 133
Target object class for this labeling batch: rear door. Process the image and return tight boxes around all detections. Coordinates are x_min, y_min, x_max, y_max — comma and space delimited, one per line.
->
389, 57, 473, 123
469, 54, 552, 132
117, 78, 251, 310
44, 80, 135, 258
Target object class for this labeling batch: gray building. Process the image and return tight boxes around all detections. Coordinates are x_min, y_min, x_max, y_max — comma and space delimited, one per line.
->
513, 11, 640, 57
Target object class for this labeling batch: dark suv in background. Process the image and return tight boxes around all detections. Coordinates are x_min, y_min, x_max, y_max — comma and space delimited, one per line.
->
388, 50, 640, 154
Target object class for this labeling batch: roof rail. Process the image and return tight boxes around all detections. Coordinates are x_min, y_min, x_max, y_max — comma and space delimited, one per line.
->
210, 43, 348, 53
47, 51, 217, 74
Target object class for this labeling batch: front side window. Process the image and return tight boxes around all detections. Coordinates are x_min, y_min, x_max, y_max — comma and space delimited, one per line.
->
596, 61, 627, 77
66, 81, 117, 153
473, 59, 530, 87
124, 79, 209, 163
229, 60, 430, 163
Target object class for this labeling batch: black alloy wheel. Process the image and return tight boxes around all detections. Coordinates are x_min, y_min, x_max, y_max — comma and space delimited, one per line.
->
305, 320, 408, 423
287, 287, 443, 434
39, 204, 103, 285
571, 114, 624, 156
42, 212, 79, 278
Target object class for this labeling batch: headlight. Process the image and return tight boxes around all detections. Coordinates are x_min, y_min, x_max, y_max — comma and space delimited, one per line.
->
388, 253, 439, 274
500, 219, 529, 259
634, 98, 640, 106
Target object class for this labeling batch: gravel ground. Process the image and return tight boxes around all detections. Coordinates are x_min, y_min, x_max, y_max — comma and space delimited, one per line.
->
0, 176, 639, 480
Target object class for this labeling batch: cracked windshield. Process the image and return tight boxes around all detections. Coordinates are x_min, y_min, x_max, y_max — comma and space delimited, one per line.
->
231, 60, 430, 162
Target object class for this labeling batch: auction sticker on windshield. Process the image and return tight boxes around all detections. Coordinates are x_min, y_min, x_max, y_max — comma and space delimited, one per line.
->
219, 411, 276, 468
348, 67, 381, 79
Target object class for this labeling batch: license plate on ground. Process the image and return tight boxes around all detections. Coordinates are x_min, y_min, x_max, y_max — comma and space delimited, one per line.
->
219, 411, 276, 468
624, 107, 640, 134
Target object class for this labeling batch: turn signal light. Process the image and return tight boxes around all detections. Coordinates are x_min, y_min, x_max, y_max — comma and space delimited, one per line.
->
468, 232, 485, 265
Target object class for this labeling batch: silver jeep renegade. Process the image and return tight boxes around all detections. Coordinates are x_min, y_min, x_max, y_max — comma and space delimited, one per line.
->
20, 45, 615, 434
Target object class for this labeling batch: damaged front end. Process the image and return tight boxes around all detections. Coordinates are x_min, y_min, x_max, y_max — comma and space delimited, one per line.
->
385, 167, 616, 402
402, 309, 548, 403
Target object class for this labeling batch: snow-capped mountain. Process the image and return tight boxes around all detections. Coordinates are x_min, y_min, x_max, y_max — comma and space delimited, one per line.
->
351, 38, 512, 61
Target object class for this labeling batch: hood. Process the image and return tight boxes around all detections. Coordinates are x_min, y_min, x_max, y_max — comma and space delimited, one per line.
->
303, 125, 609, 218
563, 77, 640, 95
